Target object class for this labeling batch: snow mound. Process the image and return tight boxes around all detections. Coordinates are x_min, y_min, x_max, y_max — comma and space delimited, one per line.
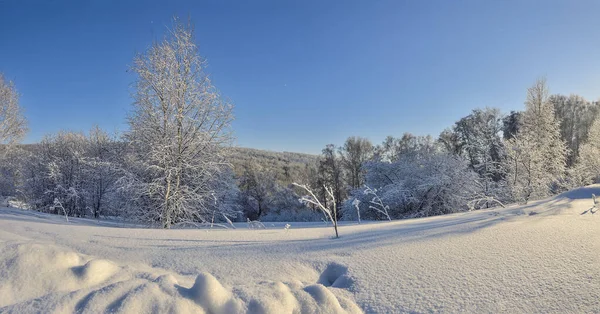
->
555, 184, 600, 200
186, 273, 244, 313
0, 241, 361, 313
73, 259, 120, 286
0, 243, 122, 309
318, 262, 354, 288
246, 281, 362, 314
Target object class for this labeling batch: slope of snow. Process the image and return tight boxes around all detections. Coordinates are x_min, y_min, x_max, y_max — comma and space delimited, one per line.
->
1, 186, 600, 313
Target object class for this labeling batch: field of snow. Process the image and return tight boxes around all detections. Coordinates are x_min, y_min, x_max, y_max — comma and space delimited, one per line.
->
1, 186, 600, 313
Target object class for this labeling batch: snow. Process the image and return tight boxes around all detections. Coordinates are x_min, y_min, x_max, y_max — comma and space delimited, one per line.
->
1, 186, 600, 313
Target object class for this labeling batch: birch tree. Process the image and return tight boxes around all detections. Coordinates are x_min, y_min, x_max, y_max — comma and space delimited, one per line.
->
125, 19, 234, 228
0, 73, 28, 198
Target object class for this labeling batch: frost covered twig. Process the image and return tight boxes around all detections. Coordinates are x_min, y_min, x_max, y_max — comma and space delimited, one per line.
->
352, 198, 361, 224
293, 182, 339, 238
247, 218, 265, 229
364, 186, 391, 221
467, 196, 505, 211
51, 198, 69, 223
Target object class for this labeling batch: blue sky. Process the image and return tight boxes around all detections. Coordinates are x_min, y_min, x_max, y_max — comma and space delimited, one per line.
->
2, 1, 600, 154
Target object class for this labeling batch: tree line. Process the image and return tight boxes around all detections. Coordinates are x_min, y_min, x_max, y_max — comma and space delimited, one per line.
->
2, 20, 600, 228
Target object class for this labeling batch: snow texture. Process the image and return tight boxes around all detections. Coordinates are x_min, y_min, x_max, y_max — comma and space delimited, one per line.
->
1, 185, 600, 313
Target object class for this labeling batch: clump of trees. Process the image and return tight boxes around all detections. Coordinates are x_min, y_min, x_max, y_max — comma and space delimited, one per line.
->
2, 18, 600, 228
19, 129, 123, 218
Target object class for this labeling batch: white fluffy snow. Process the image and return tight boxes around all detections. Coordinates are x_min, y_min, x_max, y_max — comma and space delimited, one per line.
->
1, 186, 600, 313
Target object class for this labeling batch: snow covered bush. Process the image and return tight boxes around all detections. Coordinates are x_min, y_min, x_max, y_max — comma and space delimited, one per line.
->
346, 149, 483, 219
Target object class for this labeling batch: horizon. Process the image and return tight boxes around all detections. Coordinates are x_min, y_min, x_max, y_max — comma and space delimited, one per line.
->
2, 1, 600, 154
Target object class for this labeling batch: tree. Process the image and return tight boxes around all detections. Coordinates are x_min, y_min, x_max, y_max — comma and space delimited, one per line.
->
375, 133, 435, 162
83, 126, 121, 218
0, 73, 28, 147
339, 136, 373, 189
239, 163, 276, 220
549, 94, 599, 166
503, 78, 567, 202
318, 144, 345, 216
452, 108, 507, 204
0, 73, 27, 197
38, 131, 88, 217
502, 111, 522, 140
577, 114, 600, 182
438, 129, 463, 156
125, 19, 234, 228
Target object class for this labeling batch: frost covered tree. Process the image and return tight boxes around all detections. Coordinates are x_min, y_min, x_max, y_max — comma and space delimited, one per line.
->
0, 145, 24, 197
449, 108, 507, 205
125, 19, 234, 228
0, 73, 28, 147
339, 136, 373, 189
577, 114, 600, 182
83, 126, 122, 218
0, 73, 28, 197
375, 133, 435, 162
438, 129, 463, 156
503, 79, 567, 202
550, 94, 599, 166
318, 144, 345, 215
502, 111, 522, 140
239, 163, 276, 220
33, 132, 88, 217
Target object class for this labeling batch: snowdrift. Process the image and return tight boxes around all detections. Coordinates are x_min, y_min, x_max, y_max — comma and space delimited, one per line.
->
1, 185, 600, 313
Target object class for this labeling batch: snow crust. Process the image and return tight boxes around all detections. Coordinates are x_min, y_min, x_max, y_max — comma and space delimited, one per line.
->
1, 185, 600, 313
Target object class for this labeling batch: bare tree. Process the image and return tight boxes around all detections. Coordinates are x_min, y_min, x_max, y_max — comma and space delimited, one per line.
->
0, 73, 28, 147
318, 144, 345, 215
340, 136, 373, 189
239, 163, 276, 219
293, 182, 339, 238
84, 126, 121, 218
125, 18, 234, 228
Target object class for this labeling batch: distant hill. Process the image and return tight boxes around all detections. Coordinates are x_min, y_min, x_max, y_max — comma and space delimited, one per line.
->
227, 147, 319, 184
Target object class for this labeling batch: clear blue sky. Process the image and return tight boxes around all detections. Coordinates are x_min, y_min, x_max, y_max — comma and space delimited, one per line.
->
2, 1, 600, 154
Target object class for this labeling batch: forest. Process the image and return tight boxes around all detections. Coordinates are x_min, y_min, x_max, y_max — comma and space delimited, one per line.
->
1, 21, 600, 228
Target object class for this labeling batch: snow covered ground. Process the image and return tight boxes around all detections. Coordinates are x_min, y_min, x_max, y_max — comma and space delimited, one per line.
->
1, 186, 600, 313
